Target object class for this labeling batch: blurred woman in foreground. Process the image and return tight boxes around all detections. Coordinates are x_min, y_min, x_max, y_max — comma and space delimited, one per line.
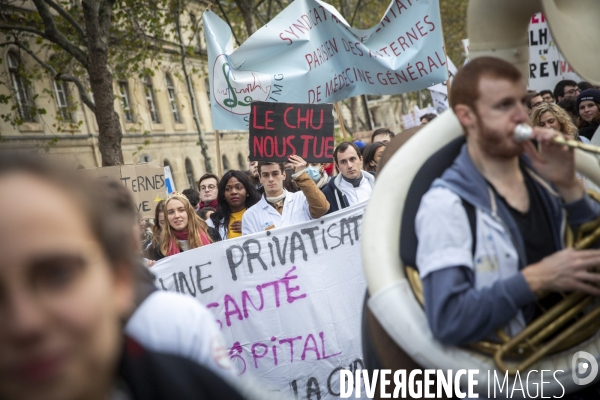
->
0, 155, 243, 400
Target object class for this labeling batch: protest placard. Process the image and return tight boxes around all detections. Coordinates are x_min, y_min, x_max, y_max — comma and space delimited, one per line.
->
249, 101, 334, 163
152, 203, 368, 400
204, 0, 447, 130
528, 13, 580, 92
164, 165, 176, 194
82, 162, 166, 218
428, 56, 458, 113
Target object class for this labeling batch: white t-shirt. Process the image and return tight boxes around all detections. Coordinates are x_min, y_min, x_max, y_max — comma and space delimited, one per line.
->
125, 291, 234, 379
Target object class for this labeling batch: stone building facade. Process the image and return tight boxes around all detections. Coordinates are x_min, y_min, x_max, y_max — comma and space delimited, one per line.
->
0, 39, 249, 191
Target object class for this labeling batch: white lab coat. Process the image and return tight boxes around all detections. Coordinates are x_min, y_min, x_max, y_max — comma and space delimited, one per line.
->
337, 173, 374, 206
242, 192, 313, 235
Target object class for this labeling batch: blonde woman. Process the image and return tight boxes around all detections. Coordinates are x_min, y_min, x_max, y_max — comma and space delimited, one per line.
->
156, 193, 214, 260
531, 102, 579, 140
532, 102, 600, 191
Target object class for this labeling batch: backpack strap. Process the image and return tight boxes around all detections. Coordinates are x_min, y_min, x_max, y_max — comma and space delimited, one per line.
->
461, 198, 477, 256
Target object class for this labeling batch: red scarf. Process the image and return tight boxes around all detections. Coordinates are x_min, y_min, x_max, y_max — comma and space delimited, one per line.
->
199, 199, 218, 210
167, 229, 211, 256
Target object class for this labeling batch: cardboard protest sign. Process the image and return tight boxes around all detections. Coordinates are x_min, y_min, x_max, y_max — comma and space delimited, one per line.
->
152, 203, 368, 400
82, 162, 166, 218
249, 101, 334, 163
528, 13, 580, 92
204, 0, 447, 130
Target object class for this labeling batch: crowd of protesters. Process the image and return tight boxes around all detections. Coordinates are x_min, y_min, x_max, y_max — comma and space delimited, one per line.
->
527, 79, 600, 141
3, 66, 600, 400
136, 134, 390, 260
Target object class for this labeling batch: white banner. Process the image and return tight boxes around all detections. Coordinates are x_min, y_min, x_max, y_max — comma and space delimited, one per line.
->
428, 57, 458, 113
204, 0, 447, 130
152, 203, 368, 399
528, 13, 580, 92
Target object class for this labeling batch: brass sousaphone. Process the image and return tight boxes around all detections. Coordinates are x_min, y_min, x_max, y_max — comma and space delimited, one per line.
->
362, 0, 600, 397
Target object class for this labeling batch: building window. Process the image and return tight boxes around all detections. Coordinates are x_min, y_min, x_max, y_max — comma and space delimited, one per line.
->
205, 77, 211, 103
143, 75, 160, 123
237, 153, 245, 170
165, 74, 182, 123
53, 80, 73, 122
140, 154, 152, 163
118, 80, 134, 122
7, 51, 36, 122
222, 154, 231, 172
185, 158, 195, 189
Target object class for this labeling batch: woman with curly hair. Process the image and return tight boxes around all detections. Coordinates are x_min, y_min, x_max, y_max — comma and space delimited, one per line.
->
531, 102, 579, 141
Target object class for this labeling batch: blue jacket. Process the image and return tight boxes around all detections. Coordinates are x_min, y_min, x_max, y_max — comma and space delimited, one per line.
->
417, 144, 600, 345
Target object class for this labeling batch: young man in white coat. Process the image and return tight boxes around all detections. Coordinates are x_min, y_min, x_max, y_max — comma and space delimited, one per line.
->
242, 155, 330, 235
321, 141, 375, 214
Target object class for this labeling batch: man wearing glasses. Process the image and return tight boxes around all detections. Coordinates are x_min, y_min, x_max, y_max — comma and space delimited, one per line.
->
242, 155, 330, 235
526, 92, 544, 116
198, 173, 219, 210
553, 79, 581, 103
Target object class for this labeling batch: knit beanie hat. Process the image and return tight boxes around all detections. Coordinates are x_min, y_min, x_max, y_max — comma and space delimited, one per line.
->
576, 89, 600, 110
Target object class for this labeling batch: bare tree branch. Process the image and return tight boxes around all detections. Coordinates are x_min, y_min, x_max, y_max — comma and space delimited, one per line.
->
42, 0, 87, 42
11, 38, 96, 113
58, 73, 96, 112
0, 24, 54, 41
213, 0, 241, 46
350, 0, 363, 26
30, 0, 89, 68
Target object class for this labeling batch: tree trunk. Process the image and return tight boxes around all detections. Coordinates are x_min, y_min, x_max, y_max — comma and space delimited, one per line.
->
83, 0, 124, 166
89, 64, 123, 166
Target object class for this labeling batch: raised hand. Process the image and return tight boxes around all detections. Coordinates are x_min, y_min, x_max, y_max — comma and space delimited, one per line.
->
288, 154, 308, 174
523, 126, 583, 203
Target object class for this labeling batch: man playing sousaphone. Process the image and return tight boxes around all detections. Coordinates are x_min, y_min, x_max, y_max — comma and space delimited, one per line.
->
415, 57, 600, 349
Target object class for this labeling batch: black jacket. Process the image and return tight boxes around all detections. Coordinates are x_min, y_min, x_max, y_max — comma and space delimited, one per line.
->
579, 122, 600, 141
321, 176, 349, 215
118, 337, 245, 400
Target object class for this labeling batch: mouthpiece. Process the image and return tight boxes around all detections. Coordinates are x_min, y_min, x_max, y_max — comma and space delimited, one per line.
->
511, 125, 600, 155
513, 124, 533, 142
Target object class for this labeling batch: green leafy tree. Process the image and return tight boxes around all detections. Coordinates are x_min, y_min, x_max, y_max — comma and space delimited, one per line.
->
0, 0, 183, 166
